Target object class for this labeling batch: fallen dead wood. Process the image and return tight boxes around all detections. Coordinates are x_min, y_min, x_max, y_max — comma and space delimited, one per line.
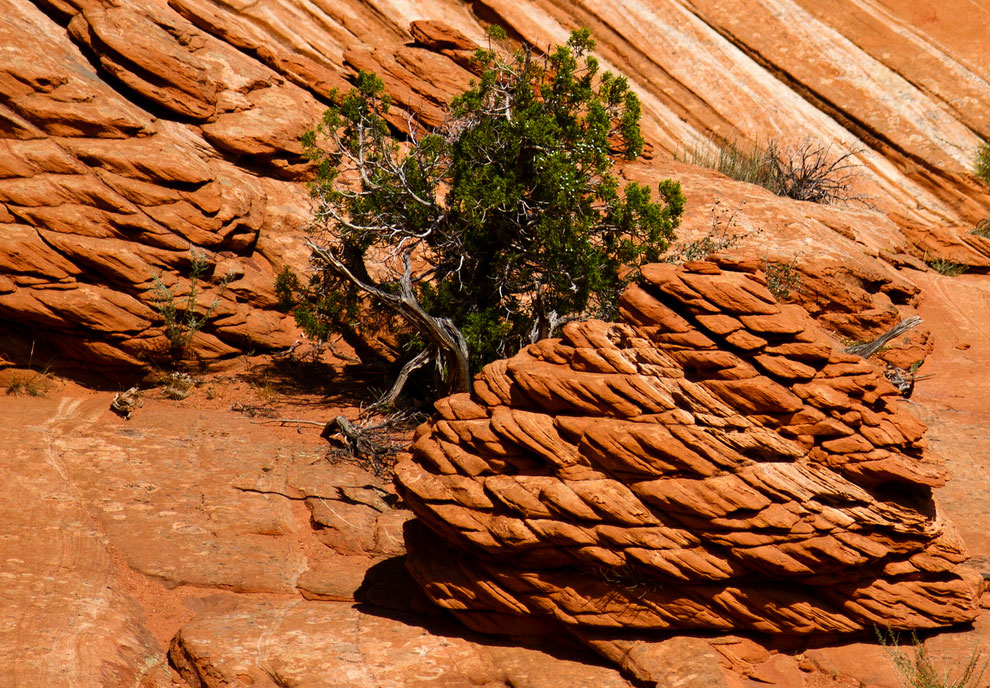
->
842, 315, 921, 358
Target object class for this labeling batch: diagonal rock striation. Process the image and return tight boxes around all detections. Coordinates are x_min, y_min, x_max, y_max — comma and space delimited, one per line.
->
395, 258, 983, 635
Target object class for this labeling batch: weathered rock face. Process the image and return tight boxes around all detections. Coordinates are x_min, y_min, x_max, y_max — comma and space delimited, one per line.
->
168, 599, 635, 688
0, 0, 479, 374
395, 259, 983, 636
3, 0, 990, 376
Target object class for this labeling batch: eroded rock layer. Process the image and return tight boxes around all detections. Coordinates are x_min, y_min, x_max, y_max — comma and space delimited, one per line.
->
396, 258, 983, 635
3, 0, 990, 374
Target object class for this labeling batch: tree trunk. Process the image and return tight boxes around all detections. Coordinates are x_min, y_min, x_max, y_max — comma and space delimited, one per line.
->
843, 316, 922, 359
307, 242, 472, 398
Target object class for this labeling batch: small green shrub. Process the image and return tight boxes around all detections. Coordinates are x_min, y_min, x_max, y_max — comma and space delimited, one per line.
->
879, 630, 988, 688
292, 27, 684, 403
762, 257, 803, 302
927, 257, 967, 277
975, 140, 990, 185
151, 249, 233, 361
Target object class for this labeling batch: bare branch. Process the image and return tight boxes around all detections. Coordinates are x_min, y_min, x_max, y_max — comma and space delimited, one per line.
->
307, 241, 471, 394
376, 346, 433, 408
843, 316, 922, 359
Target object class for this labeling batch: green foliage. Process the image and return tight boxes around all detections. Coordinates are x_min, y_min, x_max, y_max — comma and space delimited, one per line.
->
762, 256, 803, 302
926, 257, 967, 277
294, 28, 683, 396
975, 140, 990, 185
878, 629, 988, 688
151, 248, 232, 361
275, 264, 358, 345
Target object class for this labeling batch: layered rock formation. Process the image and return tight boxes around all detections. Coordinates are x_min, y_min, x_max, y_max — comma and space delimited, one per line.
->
396, 258, 983, 635
3, 0, 989, 375
0, 0, 477, 372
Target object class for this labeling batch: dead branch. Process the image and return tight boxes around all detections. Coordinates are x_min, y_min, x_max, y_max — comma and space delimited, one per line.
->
843, 316, 922, 359
376, 346, 433, 408
252, 418, 327, 427
231, 402, 279, 418
320, 411, 426, 478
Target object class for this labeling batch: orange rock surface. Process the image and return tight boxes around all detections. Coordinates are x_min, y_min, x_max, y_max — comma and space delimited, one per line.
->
396, 259, 983, 635
2, 0, 989, 373
2, 1, 990, 685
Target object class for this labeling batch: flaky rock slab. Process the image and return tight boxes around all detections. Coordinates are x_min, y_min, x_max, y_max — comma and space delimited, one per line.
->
396, 258, 983, 636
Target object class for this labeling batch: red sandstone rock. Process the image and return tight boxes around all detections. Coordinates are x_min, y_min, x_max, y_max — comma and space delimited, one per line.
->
0, 418, 171, 686
396, 261, 982, 642
3, 0, 990, 376
0, 379, 456, 684
169, 599, 634, 688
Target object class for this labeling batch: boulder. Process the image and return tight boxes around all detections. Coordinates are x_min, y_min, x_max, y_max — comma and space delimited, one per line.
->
395, 259, 983, 640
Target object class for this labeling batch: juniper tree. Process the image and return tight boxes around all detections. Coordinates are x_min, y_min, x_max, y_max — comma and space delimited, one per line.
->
280, 28, 684, 404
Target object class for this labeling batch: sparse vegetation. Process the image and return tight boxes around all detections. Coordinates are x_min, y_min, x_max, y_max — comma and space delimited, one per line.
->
161, 372, 196, 400
249, 373, 280, 404
927, 257, 967, 277
4, 369, 53, 397
2, 343, 54, 397
879, 630, 988, 688
682, 138, 780, 192
683, 137, 867, 205
280, 27, 684, 405
972, 216, 990, 239
143, 369, 198, 400
664, 200, 745, 264
975, 140, 990, 185
762, 256, 803, 302
323, 410, 427, 478
151, 248, 233, 362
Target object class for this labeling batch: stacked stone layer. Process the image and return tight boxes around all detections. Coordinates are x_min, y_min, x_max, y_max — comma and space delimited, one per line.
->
396, 258, 983, 635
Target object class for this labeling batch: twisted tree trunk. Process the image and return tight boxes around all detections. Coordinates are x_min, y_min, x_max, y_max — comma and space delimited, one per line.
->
307, 242, 471, 403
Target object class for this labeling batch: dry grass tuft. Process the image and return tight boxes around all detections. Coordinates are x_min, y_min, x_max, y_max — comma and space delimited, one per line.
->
682, 137, 870, 205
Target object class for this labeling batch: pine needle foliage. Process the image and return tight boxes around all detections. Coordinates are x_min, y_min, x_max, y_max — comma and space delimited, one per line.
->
284, 28, 684, 403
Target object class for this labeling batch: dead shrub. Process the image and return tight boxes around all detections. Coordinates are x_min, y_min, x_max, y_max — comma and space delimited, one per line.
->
683, 137, 869, 205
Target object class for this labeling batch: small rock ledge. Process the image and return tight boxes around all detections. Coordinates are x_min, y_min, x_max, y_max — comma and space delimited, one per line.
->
395, 257, 983, 636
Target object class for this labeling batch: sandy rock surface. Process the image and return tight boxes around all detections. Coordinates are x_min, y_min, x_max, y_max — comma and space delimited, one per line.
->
0, 372, 639, 687
169, 599, 633, 688
4, 264, 984, 686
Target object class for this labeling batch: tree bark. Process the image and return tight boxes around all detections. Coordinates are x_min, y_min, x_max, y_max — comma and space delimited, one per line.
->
307, 241, 472, 397
377, 346, 432, 408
